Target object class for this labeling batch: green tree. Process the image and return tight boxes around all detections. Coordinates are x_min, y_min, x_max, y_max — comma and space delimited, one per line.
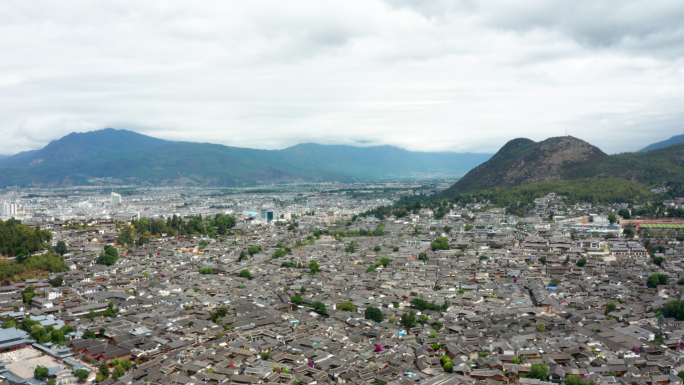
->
34, 365, 49, 381
337, 301, 356, 312
291, 294, 303, 305
51, 275, 64, 287
238, 269, 252, 279
272, 249, 287, 259
98, 362, 110, 380
431, 237, 450, 251
300, 285, 307, 293
120, 359, 133, 370
536, 323, 546, 332
311, 301, 327, 316
376, 257, 392, 267
647, 273, 668, 288
623, 228, 635, 238
364, 306, 384, 322
199, 267, 213, 274
418, 252, 428, 261
653, 256, 665, 266
565, 374, 584, 385
606, 302, 617, 313
365, 266, 376, 273
55, 241, 67, 256
608, 212, 617, 224
374, 245, 381, 252
538, 256, 547, 265
576, 258, 587, 267
529, 363, 549, 381
309, 261, 320, 274
345, 242, 356, 253
677, 277, 684, 286
248, 246, 262, 256
74, 369, 89, 381
82, 330, 96, 339
112, 365, 125, 380
550, 278, 561, 286
238, 250, 248, 261
401, 311, 417, 328
96, 245, 119, 266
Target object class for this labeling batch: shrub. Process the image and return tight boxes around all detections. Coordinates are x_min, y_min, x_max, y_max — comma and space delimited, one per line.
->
337, 301, 356, 312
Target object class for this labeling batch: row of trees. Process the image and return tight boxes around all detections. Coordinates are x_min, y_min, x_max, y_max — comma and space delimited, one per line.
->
117, 214, 238, 246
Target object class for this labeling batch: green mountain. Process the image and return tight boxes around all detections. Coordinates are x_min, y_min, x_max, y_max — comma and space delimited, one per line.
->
443, 135, 684, 197
0, 129, 492, 187
1, 128, 168, 167
640, 134, 684, 152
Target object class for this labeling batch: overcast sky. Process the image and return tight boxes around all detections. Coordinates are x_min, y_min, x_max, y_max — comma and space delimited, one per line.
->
1, 0, 683, 155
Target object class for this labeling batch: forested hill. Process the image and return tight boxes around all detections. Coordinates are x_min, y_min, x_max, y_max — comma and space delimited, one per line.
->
0, 129, 492, 187
0, 218, 52, 258
444, 136, 608, 195
443, 136, 684, 197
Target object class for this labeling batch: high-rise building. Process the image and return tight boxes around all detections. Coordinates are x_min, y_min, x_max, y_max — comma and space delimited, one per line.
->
1, 202, 17, 217
260, 209, 276, 222
111, 192, 122, 206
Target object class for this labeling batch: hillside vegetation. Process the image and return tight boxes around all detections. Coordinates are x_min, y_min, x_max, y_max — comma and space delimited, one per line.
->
363, 178, 654, 219
0, 219, 67, 284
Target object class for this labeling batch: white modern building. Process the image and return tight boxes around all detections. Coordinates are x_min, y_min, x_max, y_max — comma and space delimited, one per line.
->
1, 202, 17, 217
111, 192, 122, 206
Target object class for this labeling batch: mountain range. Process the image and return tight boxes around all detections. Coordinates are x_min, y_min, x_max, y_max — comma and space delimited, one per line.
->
444, 135, 684, 196
0, 128, 493, 187
640, 134, 684, 152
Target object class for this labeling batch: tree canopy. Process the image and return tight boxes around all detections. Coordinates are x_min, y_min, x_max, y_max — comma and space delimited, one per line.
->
364, 306, 384, 322
647, 274, 668, 288
529, 363, 549, 381
431, 237, 450, 251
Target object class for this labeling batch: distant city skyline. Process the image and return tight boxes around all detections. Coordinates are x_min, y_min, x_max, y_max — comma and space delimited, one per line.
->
1, 1, 683, 155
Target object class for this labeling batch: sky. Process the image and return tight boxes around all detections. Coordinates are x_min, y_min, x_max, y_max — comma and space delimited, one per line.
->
1, 0, 683, 155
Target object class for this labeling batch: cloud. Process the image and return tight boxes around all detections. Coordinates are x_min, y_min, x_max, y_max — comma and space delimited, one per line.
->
0, 0, 682, 156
